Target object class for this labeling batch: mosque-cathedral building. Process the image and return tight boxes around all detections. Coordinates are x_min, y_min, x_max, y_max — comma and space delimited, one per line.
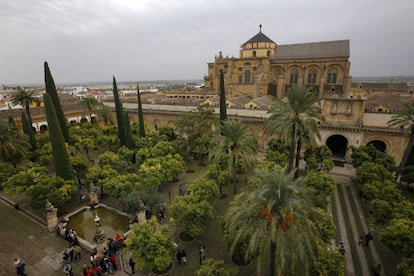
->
203, 25, 413, 164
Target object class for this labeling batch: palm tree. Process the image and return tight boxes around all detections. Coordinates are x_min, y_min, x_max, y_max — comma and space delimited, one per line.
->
388, 101, 414, 181
223, 170, 318, 276
264, 85, 322, 173
210, 120, 258, 194
10, 86, 39, 126
0, 119, 30, 163
80, 96, 99, 122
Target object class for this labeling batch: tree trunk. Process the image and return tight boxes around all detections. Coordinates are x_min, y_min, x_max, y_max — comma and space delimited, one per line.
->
287, 124, 297, 172
294, 139, 302, 178
232, 153, 237, 194
270, 241, 276, 276
25, 105, 33, 127
396, 126, 414, 182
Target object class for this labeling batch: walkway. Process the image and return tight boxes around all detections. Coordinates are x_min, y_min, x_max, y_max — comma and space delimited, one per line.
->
330, 165, 382, 276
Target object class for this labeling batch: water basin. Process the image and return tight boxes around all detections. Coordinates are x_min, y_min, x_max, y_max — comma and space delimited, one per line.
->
64, 204, 133, 249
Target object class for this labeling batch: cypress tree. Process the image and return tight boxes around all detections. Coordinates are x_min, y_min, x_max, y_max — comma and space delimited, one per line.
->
123, 111, 133, 149
137, 83, 146, 137
21, 112, 37, 151
219, 70, 227, 124
43, 93, 74, 181
113, 76, 126, 147
44, 62, 71, 144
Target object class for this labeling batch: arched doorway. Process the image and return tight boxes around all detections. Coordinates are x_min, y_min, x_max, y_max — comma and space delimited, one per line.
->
326, 135, 348, 166
367, 140, 386, 152
39, 124, 48, 132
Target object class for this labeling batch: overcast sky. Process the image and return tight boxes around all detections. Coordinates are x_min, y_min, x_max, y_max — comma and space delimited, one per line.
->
1, 0, 413, 85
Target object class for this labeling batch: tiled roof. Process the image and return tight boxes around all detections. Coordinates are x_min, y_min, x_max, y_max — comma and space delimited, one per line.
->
352, 82, 408, 91
273, 40, 349, 60
249, 95, 275, 107
365, 93, 412, 112
242, 31, 275, 46
227, 96, 252, 108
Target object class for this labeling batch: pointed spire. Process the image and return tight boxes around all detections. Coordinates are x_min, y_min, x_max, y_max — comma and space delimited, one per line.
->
259, 24, 262, 33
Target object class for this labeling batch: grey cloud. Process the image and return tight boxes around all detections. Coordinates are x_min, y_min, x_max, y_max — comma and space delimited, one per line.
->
1, 0, 414, 84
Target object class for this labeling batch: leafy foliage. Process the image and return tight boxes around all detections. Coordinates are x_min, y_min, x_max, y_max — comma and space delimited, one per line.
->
379, 218, 414, 256
207, 164, 232, 194
125, 217, 174, 271
304, 145, 334, 172
196, 258, 238, 276
98, 151, 122, 170
351, 145, 396, 172
2, 166, 76, 209
355, 162, 394, 185
170, 193, 215, 238
303, 171, 335, 208
210, 120, 258, 194
187, 179, 219, 203
313, 247, 344, 276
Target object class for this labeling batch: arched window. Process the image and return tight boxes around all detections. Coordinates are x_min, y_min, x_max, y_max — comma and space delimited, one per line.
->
327, 68, 337, 84
245, 70, 251, 84
267, 50, 271, 57
290, 69, 298, 84
307, 69, 317, 84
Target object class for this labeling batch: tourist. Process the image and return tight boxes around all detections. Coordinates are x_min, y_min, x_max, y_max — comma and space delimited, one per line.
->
339, 244, 346, 255
181, 249, 187, 264
86, 266, 94, 276
106, 260, 113, 274
371, 263, 382, 275
95, 265, 103, 276
82, 264, 87, 276
110, 254, 117, 270
176, 250, 182, 265
67, 245, 74, 262
365, 232, 373, 247
74, 244, 81, 260
62, 250, 70, 263
63, 263, 73, 276
358, 236, 363, 246
13, 258, 26, 276
129, 257, 135, 274
199, 245, 206, 265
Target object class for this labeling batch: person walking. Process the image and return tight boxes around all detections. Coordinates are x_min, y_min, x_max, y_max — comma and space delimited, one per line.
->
365, 232, 373, 247
74, 244, 81, 260
13, 259, 26, 276
181, 249, 187, 264
129, 257, 135, 274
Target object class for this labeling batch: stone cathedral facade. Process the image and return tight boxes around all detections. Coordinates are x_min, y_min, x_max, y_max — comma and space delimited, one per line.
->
204, 26, 413, 164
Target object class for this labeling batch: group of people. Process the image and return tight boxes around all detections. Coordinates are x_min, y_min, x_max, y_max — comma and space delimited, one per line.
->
63, 244, 82, 263
81, 234, 124, 276
61, 226, 81, 275
84, 249, 118, 276
57, 223, 79, 245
